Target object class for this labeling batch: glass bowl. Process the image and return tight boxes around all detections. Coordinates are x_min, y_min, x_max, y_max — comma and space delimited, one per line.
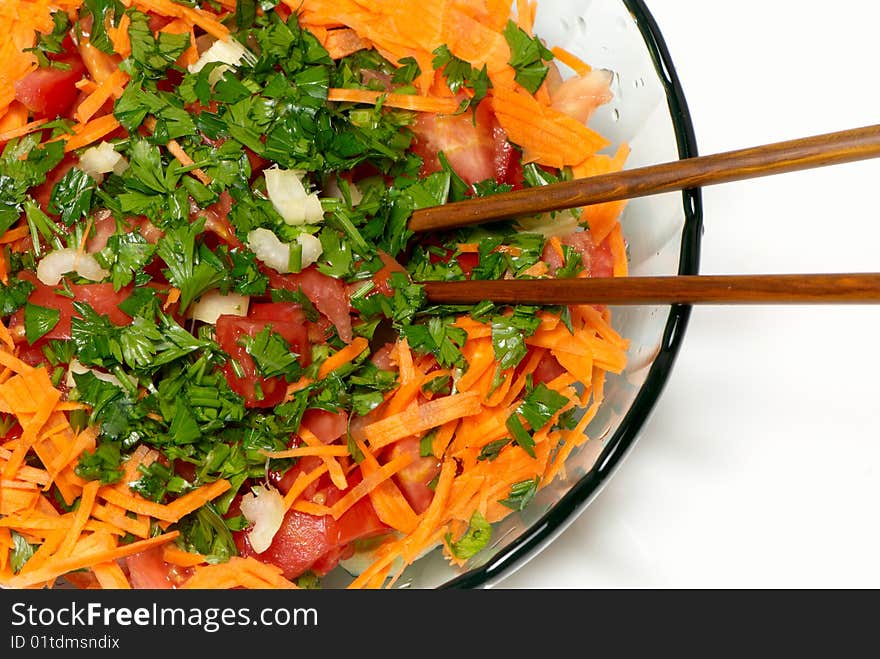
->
321, 0, 704, 589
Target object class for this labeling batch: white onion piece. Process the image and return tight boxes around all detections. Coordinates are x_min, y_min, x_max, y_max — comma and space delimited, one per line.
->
37, 248, 110, 286
189, 290, 250, 324
239, 484, 286, 554
296, 233, 323, 269
515, 210, 580, 239
265, 167, 324, 226
188, 38, 254, 84
247, 228, 291, 274
65, 359, 125, 390
78, 142, 128, 180
247, 228, 324, 274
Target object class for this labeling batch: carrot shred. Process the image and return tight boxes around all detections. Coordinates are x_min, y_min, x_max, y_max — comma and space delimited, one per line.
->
1, 531, 179, 589
282, 463, 329, 512
551, 46, 592, 76
92, 561, 131, 589
60, 114, 121, 153
318, 336, 369, 379
364, 392, 482, 450
163, 544, 207, 567
261, 444, 351, 459
298, 427, 348, 491
75, 68, 130, 123
328, 88, 461, 115
0, 224, 32, 244
328, 451, 414, 520
0, 118, 49, 144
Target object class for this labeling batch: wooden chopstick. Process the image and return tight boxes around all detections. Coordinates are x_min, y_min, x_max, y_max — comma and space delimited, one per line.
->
409, 124, 880, 233
423, 273, 880, 306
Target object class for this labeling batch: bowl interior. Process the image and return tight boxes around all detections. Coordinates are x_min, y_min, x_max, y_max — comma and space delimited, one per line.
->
323, 0, 702, 589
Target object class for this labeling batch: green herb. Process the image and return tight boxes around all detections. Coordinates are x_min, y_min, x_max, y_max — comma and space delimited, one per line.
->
431, 45, 491, 112
242, 326, 303, 380
83, 0, 124, 55
10, 531, 36, 574
75, 440, 124, 484
445, 510, 492, 560
127, 11, 193, 77
24, 10, 71, 66
97, 232, 157, 290
503, 20, 555, 94
499, 477, 540, 511
23, 303, 60, 345
0, 279, 35, 316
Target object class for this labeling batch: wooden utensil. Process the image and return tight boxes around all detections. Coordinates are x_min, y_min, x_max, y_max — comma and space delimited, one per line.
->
423, 273, 880, 306
409, 123, 880, 233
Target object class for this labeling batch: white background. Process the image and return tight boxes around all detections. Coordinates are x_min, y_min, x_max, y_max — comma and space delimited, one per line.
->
501, 0, 880, 588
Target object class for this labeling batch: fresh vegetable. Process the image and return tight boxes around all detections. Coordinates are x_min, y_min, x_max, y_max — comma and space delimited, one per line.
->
0, 0, 630, 590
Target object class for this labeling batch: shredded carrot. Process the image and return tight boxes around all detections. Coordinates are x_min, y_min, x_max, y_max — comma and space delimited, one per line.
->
0, 225, 32, 244
364, 391, 482, 450
261, 444, 351, 459
298, 427, 348, 491
328, 451, 414, 520
328, 88, 461, 115
60, 114, 121, 153
0, 117, 49, 144
318, 336, 369, 379
551, 46, 592, 76
282, 463, 329, 512
163, 544, 207, 567
2, 531, 179, 589
322, 28, 370, 60
75, 68, 130, 123
92, 561, 131, 589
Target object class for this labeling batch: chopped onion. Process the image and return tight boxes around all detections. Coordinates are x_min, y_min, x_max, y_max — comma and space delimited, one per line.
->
515, 210, 580, 239
265, 167, 324, 226
65, 359, 125, 390
239, 484, 286, 554
78, 141, 128, 180
36, 248, 110, 286
189, 290, 250, 324
297, 233, 323, 268
247, 228, 323, 274
247, 228, 291, 274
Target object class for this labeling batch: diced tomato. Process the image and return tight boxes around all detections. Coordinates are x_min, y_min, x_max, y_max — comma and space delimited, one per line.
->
14, 55, 86, 119
370, 251, 407, 297
542, 230, 614, 278
216, 307, 309, 408
237, 508, 340, 579
9, 273, 133, 342
411, 101, 500, 186
245, 465, 391, 579
267, 267, 353, 344
125, 546, 190, 589
386, 437, 440, 515
197, 191, 243, 249
300, 408, 348, 444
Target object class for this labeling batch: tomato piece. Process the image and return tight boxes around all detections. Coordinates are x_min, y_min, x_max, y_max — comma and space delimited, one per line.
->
9, 273, 133, 342
267, 267, 353, 344
542, 231, 614, 279
411, 100, 521, 188
300, 408, 348, 444
237, 508, 340, 579
14, 55, 86, 119
370, 251, 407, 297
216, 314, 303, 408
125, 546, 190, 589
386, 437, 440, 515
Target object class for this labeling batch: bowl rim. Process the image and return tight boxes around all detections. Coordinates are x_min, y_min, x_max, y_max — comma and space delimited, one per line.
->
439, 0, 705, 589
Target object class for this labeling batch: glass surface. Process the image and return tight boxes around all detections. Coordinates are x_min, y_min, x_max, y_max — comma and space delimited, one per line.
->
323, 0, 704, 589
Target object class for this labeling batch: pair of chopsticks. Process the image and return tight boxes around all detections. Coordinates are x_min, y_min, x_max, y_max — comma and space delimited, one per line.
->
414, 124, 880, 306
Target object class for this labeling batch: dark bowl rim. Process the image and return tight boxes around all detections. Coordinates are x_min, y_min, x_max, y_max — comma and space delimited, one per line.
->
439, 0, 704, 589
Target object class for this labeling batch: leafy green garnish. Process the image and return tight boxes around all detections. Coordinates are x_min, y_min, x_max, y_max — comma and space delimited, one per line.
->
503, 20, 555, 94
445, 511, 492, 560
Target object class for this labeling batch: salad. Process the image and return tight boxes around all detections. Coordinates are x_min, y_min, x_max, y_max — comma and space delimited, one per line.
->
0, 0, 630, 589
